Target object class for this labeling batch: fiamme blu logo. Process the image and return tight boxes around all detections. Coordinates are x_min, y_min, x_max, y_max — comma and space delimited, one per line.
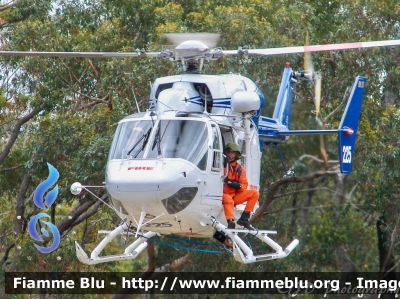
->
27, 163, 61, 253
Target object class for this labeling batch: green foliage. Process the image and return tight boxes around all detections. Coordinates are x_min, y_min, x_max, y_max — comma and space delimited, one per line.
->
1, 1, 400, 296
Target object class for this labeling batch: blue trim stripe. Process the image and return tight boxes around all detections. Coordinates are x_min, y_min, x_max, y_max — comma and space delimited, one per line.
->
149, 97, 232, 109
212, 98, 231, 108
185, 96, 203, 105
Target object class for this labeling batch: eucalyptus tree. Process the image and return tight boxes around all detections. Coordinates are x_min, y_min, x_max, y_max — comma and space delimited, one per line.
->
0, 0, 399, 285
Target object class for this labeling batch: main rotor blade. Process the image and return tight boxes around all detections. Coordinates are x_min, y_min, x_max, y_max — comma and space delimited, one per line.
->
223, 39, 400, 56
0, 51, 161, 58
0, 39, 399, 59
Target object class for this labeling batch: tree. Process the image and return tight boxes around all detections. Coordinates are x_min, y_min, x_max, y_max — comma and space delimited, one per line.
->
1, 1, 400, 298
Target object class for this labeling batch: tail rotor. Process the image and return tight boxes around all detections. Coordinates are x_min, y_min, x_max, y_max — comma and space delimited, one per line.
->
304, 33, 322, 119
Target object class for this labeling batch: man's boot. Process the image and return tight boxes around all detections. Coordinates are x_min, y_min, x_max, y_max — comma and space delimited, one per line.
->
237, 212, 255, 230
227, 219, 236, 229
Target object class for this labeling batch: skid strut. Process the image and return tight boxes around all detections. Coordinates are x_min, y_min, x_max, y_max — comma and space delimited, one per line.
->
211, 217, 299, 263
75, 222, 157, 265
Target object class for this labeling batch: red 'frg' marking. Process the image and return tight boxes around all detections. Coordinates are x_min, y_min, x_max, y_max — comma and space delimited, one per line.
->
128, 167, 154, 170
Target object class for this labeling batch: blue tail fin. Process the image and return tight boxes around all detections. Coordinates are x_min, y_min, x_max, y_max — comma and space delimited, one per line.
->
273, 67, 295, 128
338, 76, 366, 174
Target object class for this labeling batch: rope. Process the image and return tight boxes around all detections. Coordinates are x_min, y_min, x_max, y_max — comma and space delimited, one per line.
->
140, 234, 223, 254
168, 236, 219, 246
243, 228, 259, 250
249, 228, 259, 240
223, 243, 233, 253
244, 237, 253, 251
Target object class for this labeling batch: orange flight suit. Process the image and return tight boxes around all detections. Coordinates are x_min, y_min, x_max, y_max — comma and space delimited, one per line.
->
222, 162, 259, 220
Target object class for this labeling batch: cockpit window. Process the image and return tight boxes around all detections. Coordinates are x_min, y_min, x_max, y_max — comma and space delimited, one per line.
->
110, 119, 208, 171
147, 120, 208, 170
110, 120, 153, 160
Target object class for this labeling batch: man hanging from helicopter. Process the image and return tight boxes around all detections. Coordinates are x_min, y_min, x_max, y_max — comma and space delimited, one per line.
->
223, 143, 259, 230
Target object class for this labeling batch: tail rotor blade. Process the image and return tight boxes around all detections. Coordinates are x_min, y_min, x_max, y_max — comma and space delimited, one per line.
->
304, 33, 314, 78
304, 51, 314, 78
314, 72, 322, 118
303, 34, 321, 118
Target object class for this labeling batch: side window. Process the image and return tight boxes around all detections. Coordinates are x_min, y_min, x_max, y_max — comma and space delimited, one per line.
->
155, 83, 174, 99
211, 125, 222, 172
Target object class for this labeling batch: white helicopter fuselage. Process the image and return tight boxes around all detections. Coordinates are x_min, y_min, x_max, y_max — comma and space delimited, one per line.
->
70, 35, 374, 264
105, 74, 263, 237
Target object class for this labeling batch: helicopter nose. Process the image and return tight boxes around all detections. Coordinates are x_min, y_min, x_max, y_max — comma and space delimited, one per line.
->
105, 159, 198, 204
106, 160, 168, 193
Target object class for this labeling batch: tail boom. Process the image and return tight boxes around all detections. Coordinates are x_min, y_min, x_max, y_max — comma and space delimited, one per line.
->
258, 76, 366, 174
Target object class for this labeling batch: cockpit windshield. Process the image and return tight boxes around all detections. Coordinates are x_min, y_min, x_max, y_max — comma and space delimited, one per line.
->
147, 120, 208, 170
109, 119, 208, 170
110, 120, 153, 160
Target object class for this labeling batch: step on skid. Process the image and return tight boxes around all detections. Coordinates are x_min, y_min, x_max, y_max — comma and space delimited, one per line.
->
210, 216, 299, 263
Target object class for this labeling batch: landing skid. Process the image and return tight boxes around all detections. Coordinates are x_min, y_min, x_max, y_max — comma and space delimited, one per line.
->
75, 221, 158, 265
75, 217, 298, 265
211, 216, 299, 263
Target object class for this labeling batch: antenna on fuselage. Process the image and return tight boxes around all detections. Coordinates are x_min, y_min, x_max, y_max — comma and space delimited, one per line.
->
124, 73, 142, 113
132, 88, 140, 113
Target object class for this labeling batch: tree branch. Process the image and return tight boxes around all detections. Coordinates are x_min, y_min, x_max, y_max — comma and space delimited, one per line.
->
323, 85, 350, 123
0, 3, 13, 12
13, 174, 31, 235
0, 107, 43, 165
381, 218, 399, 273
0, 21, 9, 29
74, 90, 112, 111
56, 199, 98, 235
299, 154, 338, 164
252, 170, 339, 222
271, 187, 335, 200
1, 243, 15, 265
262, 203, 366, 215
70, 199, 104, 227
146, 241, 155, 273
0, 163, 24, 173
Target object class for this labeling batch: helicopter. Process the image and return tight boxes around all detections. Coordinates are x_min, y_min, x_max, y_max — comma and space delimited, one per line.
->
5, 33, 400, 265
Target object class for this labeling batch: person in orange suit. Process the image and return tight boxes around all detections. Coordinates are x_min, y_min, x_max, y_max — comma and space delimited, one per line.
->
222, 143, 259, 230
